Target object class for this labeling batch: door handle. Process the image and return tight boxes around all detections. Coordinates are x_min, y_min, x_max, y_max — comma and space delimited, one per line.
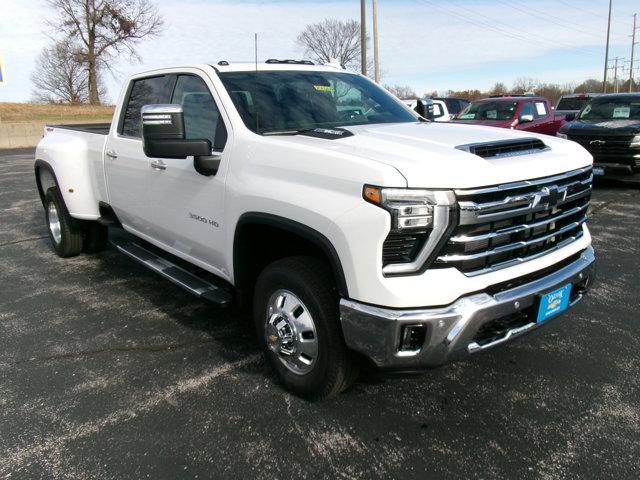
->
150, 159, 167, 170
106, 149, 118, 159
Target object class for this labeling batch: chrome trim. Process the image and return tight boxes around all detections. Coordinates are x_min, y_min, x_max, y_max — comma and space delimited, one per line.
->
140, 104, 183, 115
453, 166, 592, 197
382, 190, 456, 276
450, 206, 588, 243
340, 246, 595, 369
458, 176, 592, 225
438, 220, 586, 263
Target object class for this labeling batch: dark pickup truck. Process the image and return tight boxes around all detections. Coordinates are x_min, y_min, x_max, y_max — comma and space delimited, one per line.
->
453, 95, 566, 136
558, 93, 640, 181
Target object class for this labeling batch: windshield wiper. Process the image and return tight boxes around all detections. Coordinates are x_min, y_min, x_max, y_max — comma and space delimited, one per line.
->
262, 128, 316, 136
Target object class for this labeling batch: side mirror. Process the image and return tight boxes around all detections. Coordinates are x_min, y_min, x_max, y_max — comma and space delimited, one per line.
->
141, 104, 211, 159
565, 113, 576, 121
519, 114, 534, 123
415, 98, 434, 120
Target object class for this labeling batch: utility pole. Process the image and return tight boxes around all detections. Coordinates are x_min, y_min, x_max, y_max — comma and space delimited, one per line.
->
372, 0, 380, 83
630, 13, 638, 92
603, 0, 613, 92
609, 57, 624, 93
360, 0, 367, 76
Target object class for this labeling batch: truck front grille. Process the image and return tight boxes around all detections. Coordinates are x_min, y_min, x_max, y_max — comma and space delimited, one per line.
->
434, 167, 592, 276
567, 134, 636, 165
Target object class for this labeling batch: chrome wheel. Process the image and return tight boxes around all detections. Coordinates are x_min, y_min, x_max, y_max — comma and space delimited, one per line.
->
47, 202, 62, 245
265, 289, 318, 375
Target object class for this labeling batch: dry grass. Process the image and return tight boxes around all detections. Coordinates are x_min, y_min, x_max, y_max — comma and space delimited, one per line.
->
0, 103, 115, 123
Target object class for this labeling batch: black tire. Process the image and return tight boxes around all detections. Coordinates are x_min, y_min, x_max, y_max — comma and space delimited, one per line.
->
44, 187, 83, 258
254, 256, 358, 400
82, 222, 108, 254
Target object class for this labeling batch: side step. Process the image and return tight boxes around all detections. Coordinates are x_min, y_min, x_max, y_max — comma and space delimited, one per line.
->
110, 238, 233, 307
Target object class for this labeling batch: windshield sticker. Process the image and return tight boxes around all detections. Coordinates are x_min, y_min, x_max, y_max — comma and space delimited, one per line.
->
313, 85, 333, 92
486, 110, 497, 120
535, 102, 546, 115
612, 106, 630, 118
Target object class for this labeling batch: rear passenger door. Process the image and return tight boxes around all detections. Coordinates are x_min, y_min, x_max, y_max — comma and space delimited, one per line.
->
148, 72, 231, 275
105, 74, 176, 235
531, 100, 555, 135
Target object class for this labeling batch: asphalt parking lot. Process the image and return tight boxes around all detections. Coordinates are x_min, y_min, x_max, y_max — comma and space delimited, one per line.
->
0, 148, 638, 480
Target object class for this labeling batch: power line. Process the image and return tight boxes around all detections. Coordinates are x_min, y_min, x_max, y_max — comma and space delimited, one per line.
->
494, 0, 606, 40
416, 0, 601, 60
554, 0, 632, 28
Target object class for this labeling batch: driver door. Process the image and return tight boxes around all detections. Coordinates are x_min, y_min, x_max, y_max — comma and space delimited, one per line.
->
148, 73, 230, 274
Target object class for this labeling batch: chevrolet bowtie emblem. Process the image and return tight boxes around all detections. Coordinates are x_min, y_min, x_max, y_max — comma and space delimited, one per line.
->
590, 139, 606, 146
532, 186, 565, 209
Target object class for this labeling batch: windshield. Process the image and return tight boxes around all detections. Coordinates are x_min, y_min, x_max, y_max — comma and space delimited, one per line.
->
218, 70, 417, 134
456, 101, 518, 121
579, 96, 640, 121
556, 97, 591, 111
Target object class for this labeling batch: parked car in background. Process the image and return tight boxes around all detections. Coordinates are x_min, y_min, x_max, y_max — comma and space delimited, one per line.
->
555, 93, 602, 119
453, 95, 566, 135
433, 97, 469, 119
558, 93, 640, 181
402, 98, 450, 122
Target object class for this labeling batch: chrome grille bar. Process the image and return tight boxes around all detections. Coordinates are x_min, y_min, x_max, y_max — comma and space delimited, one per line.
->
435, 166, 592, 276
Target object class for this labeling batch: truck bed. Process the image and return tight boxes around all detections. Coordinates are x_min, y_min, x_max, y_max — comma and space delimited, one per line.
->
49, 123, 111, 135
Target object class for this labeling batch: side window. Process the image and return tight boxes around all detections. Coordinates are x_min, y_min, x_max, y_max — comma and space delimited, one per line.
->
121, 75, 175, 137
171, 75, 227, 151
432, 103, 445, 118
520, 102, 535, 119
534, 101, 548, 118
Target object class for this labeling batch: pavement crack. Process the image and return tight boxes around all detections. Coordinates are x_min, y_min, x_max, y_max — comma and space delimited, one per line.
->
0, 235, 48, 248
10, 336, 248, 365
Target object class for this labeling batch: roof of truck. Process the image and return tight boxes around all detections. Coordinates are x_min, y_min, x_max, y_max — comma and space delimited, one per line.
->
212, 60, 346, 73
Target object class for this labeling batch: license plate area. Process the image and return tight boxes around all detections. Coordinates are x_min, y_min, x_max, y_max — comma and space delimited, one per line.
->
593, 166, 605, 176
537, 283, 572, 323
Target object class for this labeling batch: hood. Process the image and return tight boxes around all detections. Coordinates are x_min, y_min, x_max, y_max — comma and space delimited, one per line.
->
562, 119, 640, 135
271, 122, 592, 189
450, 119, 512, 128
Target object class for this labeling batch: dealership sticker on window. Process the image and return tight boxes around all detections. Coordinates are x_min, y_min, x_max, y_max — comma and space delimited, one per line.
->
535, 102, 546, 115
612, 107, 630, 118
313, 85, 333, 92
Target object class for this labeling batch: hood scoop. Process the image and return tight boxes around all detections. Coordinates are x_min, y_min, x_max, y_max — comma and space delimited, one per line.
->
456, 138, 549, 159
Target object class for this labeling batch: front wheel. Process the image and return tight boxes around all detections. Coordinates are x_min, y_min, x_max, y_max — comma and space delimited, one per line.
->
254, 256, 358, 400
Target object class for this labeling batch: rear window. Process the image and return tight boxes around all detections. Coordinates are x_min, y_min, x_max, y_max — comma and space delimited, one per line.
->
120, 75, 176, 137
556, 97, 590, 111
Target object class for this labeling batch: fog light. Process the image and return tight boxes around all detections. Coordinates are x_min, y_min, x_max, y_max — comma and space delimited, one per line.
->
399, 324, 426, 352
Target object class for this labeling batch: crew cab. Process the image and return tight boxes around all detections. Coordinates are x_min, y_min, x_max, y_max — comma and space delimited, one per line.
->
558, 93, 640, 182
454, 95, 567, 135
35, 61, 596, 399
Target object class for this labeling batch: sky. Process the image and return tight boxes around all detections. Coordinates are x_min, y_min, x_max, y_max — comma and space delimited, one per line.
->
0, 0, 638, 103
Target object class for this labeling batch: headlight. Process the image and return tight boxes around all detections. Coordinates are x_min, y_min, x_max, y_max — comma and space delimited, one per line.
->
363, 185, 457, 275
556, 132, 568, 139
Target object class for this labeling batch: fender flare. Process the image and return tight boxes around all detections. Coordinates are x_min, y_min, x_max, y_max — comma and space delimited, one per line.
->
234, 212, 349, 297
34, 159, 60, 205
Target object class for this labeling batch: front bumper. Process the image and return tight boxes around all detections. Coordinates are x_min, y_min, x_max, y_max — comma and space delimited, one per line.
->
340, 246, 595, 369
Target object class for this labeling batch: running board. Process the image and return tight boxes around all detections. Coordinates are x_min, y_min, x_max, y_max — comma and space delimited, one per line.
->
110, 238, 232, 306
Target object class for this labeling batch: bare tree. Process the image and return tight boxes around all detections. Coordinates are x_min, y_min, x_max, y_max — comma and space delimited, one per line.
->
31, 40, 89, 104
488, 82, 508, 96
511, 77, 539, 95
384, 84, 417, 99
47, 0, 164, 105
296, 19, 372, 74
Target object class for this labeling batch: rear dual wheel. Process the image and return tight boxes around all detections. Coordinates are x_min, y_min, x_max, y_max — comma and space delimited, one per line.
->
44, 187, 108, 257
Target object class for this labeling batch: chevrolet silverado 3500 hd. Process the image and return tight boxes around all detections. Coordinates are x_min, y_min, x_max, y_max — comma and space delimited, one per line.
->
35, 61, 596, 399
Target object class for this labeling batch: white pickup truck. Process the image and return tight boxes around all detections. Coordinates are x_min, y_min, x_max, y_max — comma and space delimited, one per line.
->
35, 60, 596, 399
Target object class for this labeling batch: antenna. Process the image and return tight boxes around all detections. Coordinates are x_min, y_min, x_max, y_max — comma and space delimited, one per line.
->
254, 33, 260, 133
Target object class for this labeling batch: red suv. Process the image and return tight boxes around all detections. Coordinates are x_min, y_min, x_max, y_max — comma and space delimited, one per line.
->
453, 95, 566, 136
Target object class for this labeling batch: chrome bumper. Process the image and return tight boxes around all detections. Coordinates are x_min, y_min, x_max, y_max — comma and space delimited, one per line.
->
340, 246, 595, 369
